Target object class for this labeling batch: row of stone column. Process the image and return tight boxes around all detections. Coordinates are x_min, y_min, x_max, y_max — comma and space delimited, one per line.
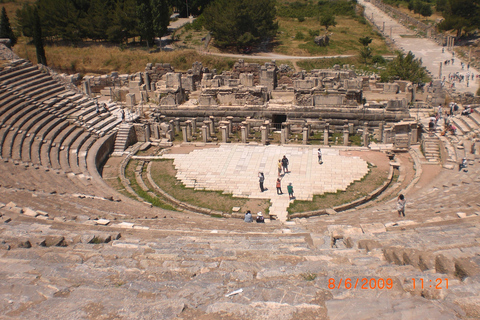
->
278, 122, 371, 147
169, 117, 373, 147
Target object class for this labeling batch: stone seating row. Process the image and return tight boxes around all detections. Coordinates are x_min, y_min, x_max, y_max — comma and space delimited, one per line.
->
0, 62, 122, 137
0, 203, 476, 319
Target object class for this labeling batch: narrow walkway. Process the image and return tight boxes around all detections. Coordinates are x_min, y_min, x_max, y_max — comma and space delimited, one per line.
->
359, 0, 479, 93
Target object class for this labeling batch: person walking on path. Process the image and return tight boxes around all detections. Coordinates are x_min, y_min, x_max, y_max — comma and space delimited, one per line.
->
282, 155, 289, 174
121, 109, 125, 122
277, 159, 282, 177
244, 210, 253, 222
276, 178, 283, 195
317, 148, 323, 164
397, 194, 406, 217
258, 172, 265, 192
287, 183, 294, 199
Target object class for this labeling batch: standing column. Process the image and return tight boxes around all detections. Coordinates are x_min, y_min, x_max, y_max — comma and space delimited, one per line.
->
221, 126, 228, 143
241, 126, 247, 143
167, 129, 174, 142
383, 21, 385, 32
186, 120, 192, 141
324, 123, 329, 146
201, 126, 208, 143
208, 120, 215, 137
191, 118, 197, 134
169, 120, 175, 135
226, 116, 233, 136
280, 128, 286, 145
343, 124, 349, 146
174, 118, 181, 132
363, 122, 369, 147
302, 128, 308, 145
204, 120, 211, 138
209, 116, 215, 135
261, 126, 268, 145
284, 124, 290, 140
181, 126, 188, 142
379, 122, 384, 143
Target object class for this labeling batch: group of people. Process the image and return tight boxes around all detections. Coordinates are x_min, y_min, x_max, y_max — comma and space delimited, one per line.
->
259, 154, 296, 199
244, 210, 264, 223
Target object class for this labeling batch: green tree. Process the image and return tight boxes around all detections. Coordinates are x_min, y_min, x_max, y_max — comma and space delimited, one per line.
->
0, 7, 17, 46
32, 7, 47, 66
438, 0, 480, 37
151, 0, 170, 41
83, 0, 111, 41
380, 51, 429, 83
137, 0, 154, 47
203, 0, 278, 50
359, 36, 372, 47
320, 12, 336, 31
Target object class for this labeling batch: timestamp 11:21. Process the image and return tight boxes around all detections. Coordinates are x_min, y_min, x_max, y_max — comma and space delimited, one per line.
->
412, 278, 448, 289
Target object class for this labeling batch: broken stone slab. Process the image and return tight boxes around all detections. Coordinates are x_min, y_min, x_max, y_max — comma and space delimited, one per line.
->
360, 223, 386, 234
133, 225, 149, 230
395, 220, 416, 227
232, 207, 241, 212
37, 210, 49, 217
116, 222, 134, 228
23, 208, 38, 217
111, 241, 139, 249
358, 239, 382, 252
40, 236, 67, 247
95, 219, 110, 226
457, 212, 467, 218
325, 208, 337, 215
53, 217, 66, 223
6, 201, 17, 208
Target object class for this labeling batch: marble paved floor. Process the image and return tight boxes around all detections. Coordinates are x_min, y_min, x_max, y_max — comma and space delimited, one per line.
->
162, 145, 369, 221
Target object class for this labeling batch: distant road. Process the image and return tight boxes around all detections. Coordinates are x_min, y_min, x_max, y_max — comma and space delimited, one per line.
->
358, 0, 479, 93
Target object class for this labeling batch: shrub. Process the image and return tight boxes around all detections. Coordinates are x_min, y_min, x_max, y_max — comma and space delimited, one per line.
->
372, 55, 386, 64
308, 29, 320, 38
295, 31, 305, 40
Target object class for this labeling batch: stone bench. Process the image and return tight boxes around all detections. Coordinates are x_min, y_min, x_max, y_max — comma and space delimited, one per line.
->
58, 127, 84, 173
49, 125, 77, 170
68, 131, 91, 175
40, 120, 69, 168
21, 113, 57, 164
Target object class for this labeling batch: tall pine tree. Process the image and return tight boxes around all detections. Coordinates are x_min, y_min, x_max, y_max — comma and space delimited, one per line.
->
0, 7, 17, 46
33, 7, 47, 66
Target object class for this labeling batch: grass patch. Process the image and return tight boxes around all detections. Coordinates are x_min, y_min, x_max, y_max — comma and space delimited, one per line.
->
301, 272, 318, 281
287, 162, 388, 213
124, 160, 177, 211
149, 159, 270, 214
273, 16, 391, 57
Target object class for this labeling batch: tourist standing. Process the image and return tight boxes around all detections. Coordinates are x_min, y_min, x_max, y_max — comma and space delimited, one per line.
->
258, 172, 265, 192
282, 155, 289, 173
287, 183, 294, 199
276, 178, 283, 195
278, 159, 282, 177
317, 148, 323, 164
397, 194, 406, 217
